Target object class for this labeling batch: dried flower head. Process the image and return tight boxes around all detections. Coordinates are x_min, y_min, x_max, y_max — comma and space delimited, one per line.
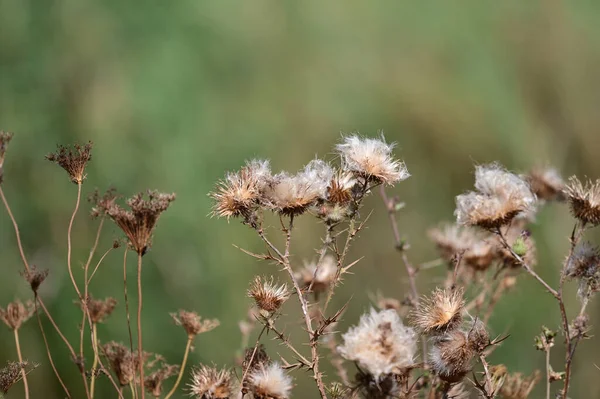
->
326, 171, 357, 204
353, 371, 401, 399
412, 288, 464, 334
0, 361, 37, 394
85, 297, 117, 324
248, 362, 293, 399
89, 187, 119, 219
466, 318, 490, 353
499, 370, 541, 399
336, 134, 410, 185
428, 224, 496, 271
189, 365, 234, 399
264, 160, 332, 215
429, 329, 474, 383
338, 308, 417, 379
210, 159, 271, 219
564, 176, 600, 226
103, 341, 144, 386
296, 255, 338, 294
0, 131, 13, 183
565, 242, 600, 300
46, 141, 93, 184
144, 363, 179, 397
21, 265, 49, 294
0, 300, 35, 330
248, 276, 290, 316
524, 167, 565, 201
242, 345, 270, 374
455, 164, 536, 229
171, 310, 220, 338
100, 190, 176, 255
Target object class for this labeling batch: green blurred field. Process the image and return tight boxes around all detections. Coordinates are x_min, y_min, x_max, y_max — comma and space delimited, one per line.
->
1, 1, 600, 397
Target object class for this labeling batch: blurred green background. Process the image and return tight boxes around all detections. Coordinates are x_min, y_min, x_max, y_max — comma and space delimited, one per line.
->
1, 1, 600, 398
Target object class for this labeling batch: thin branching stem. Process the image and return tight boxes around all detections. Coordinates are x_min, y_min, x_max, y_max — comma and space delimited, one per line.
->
13, 328, 29, 399
136, 253, 145, 399
164, 336, 193, 399
0, 186, 30, 272
90, 323, 100, 398
545, 344, 551, 399
67, 182, 84, 300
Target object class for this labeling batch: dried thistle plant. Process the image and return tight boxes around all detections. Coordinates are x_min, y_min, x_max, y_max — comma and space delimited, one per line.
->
188, 365, 234, 398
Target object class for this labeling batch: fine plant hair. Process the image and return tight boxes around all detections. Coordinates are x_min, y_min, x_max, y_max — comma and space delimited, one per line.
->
0, 131, 598, 399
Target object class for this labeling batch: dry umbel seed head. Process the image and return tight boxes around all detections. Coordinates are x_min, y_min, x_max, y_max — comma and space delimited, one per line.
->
100, 190, 176, 255
248, 276, 290, 316
144, 363, 179, 397
337, 308, 417, 380
85, 296, 117, 324
171, 310, 220, 338
411, 288, 465, 334
564, 176, 600, 226
248, 362, 293, 399
21, 265, 49, 294
89, 187, 119, 219
0, 361, 37, 394
188, 365, 234, 399
455, 164, 536, 229
499, 370, 541, 399
103, 341, 145, 386
335, 134, 410, 185
46, 141, 93, 184
210, 159, 271, 219
524, 167, 565, 202
0, 300, 35, 330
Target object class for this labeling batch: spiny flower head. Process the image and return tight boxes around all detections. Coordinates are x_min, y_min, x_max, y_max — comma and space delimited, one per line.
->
565, 242, 600, 300
103, 341, 145, 386
85, 296, 117, 324
411, 288, 464, 334
326, 170, 357, 204
455, 164, 536, 229
248, 276, 290, 316
170, 310, 219, 338
524, 167, 565, 201
428, 329, 473, 383
295, 255, 338, 294
46, 141, 93, 184
144, 363, 179, 397
499, 370, 541, 399
188, 365, 234, 399
564, 176, 600, 226
263, 159, 332, 215
428, 224, 496, 271
248, 362, 293, 399
210, 159, 271, 219
337, 308, 417, 380
0, 300, 35, 330
0, 131, 13, 183
336, 134, 409, 185
101, 190, 176, 255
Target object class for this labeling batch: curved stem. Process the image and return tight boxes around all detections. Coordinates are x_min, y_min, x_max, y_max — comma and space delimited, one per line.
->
136, 253, 145, 399
67, 183, 83, 300
14, 328, 29, 399
164, 337, 193, 399
90, 324, 99, 398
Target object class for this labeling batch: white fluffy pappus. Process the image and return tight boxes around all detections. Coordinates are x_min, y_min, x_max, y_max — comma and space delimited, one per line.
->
248, 362, 293, 399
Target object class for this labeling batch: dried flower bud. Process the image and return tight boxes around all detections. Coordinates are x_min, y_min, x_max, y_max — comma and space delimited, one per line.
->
466, 318, 490, 353
335, 134, 410, 185
210, 159, 271, 219
46, 142, 93, 184
455, 164, 536, 229
103, 341, 145, 386
248, 362, 293, 399
338, 308, 417, 380
188, 365, 234, 399
0, 131, 14, 183
499, 370, 541, 399
429, 330, 474, 383
429, 224, 496, 271
85, 297, 117, 324
565, 242, 600, 300
326, 171, 357, 205
0, 300, 35, 330
569, 314, 589, 340
21, 265, 49, 294
524, 167, 565, 202
144, 363, 179, 397
99, 190, 176, 255
411, 288, 464, 334
0, 361, 37, 394
89, 187, 118, 219
248, 276, 290, 316
295, 255, 337, 295
564, 176, 600, 226
171, 310, 219, 338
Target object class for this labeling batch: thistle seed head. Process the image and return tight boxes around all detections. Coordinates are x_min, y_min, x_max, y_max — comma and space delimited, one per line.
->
248, 276, 290, 316
188, 365, 234, 399
411, 288, 465, 335
296, 255, 338, 294
0, 300, 34, 330
248, 362, 293, 399
524, 167, 565, 202
564, 176, 600, 226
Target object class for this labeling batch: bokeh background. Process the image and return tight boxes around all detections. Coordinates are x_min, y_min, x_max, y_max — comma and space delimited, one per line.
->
1, 1, 600, 398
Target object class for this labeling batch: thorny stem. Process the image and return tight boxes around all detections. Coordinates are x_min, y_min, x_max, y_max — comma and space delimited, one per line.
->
34, 298, 71, 398
257, 217, 328, 399
478, 355, 494, 399
308, 223, 335, 294
164, 336, 193, 399
13, 328, 29, 399
136, 253, 145, 399
90, 324, 99, 398
241, 325, 268, 391
267, 323, 312, 367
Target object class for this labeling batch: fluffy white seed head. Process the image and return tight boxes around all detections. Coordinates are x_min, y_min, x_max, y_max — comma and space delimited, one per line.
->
337, 308, 417, 379
335, 134, 409, 185
248, 362, 293, 399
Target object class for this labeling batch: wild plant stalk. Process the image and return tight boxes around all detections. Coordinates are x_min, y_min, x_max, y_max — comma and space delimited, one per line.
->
13, 328, 29, 399
164, 336, 193, 399
136, 253, 145, 399
90, 323, 99, 398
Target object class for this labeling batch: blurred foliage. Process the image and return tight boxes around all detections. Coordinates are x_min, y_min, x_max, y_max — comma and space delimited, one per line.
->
1, 1, 600, 398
